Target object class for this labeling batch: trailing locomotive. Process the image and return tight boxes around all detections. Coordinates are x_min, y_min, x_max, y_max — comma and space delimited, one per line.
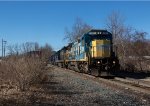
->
50, 29, 120, 76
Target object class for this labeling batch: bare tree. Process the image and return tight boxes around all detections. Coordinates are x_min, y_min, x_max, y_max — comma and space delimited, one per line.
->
40, 43, 53, 62
7, 44, 20, 56
129, 31, 148, 71
7, 42, 40, 56
34, 42, 40, 50
22, 42, 39, 53
105, 11, 149, 71
106, 11, 125, 41
64, 17, 92, 42
7, 45, 15, 56
105, 11, 130, 67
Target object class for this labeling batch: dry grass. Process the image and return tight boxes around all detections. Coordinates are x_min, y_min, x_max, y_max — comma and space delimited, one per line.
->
0, 57, 53, 106
0, 56, 46, 92
121, 58, 150, 72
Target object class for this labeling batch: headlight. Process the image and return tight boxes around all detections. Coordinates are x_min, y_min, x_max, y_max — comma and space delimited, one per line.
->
113, 61, 115, 64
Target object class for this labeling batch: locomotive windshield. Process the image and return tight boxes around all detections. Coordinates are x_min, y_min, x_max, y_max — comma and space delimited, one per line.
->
88, 30, 112, 40
89, 33, 112, 40
92, 34, 112, 40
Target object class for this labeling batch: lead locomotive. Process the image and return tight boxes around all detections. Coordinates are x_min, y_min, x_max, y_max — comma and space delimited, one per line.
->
50, 29, 120, 76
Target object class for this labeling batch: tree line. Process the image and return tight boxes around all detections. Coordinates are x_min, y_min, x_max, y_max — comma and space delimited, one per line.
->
64, 11, 150, 72
7, 42, 53, 62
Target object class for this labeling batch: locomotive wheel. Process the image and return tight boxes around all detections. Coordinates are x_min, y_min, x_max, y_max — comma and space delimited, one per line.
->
82, 63, 89, 74
78, 63, 83, 73
90, 68, 99, 77
74, 62, 80, 72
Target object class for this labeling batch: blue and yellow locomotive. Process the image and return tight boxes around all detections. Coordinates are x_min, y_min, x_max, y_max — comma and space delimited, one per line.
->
50, 29, 120, 76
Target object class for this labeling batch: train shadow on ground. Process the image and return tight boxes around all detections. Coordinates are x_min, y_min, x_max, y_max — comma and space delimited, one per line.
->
110, 70, 150, 79
100, 76, 115, 79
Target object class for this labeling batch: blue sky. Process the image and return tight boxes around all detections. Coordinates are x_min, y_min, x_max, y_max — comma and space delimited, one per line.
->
0, 1, 150, 53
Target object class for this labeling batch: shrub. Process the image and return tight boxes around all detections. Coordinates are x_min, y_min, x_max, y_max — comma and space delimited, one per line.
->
0, 56, 45, 91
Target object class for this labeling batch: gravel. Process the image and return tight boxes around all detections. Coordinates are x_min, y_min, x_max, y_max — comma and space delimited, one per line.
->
43, 65, 150, 106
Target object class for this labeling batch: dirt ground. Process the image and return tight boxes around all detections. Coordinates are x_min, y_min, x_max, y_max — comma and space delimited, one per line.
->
0, 65, 150, 106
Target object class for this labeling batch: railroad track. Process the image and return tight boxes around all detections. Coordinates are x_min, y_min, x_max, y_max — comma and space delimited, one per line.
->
49, 64, 150, 95
113, 77, 150, 88
83, 74, 150, 95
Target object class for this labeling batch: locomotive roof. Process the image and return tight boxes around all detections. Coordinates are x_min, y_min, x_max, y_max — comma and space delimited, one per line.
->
87, 29, 111, 34
88, 29, 108, 32
81, 29, 111, 38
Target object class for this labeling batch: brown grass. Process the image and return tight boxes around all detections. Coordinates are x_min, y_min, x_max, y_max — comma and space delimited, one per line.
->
0, 56, 46, 92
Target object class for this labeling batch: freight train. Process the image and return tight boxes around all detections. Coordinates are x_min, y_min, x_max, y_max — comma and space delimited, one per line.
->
50, 29, 120, 76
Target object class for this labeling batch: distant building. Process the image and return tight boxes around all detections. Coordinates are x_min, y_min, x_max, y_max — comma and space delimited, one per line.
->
27, 50, 42, 58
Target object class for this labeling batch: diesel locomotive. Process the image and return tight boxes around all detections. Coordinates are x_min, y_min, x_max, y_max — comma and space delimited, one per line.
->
50, 29, 120, 76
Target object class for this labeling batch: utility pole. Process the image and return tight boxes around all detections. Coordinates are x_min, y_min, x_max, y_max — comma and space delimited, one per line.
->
2, 39, 3, 57
4, 43, 5, 57
1, 39, 7, 58
3, 40, 7, 57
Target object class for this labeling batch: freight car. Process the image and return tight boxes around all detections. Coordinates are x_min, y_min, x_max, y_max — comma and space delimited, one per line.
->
50, 29, 120, 76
